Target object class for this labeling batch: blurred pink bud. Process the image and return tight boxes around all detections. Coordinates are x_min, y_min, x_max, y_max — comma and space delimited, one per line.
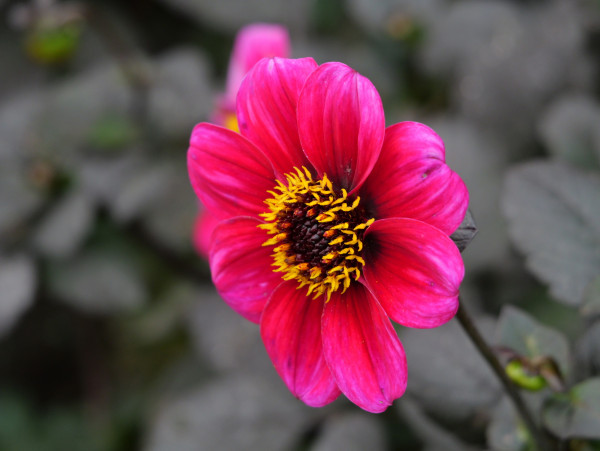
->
225, 23, 291, 105
197, 23, 290, 258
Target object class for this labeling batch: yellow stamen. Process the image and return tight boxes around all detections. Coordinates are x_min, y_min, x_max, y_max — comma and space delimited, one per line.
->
328, 236, 345, 246
258, 166, 374, 301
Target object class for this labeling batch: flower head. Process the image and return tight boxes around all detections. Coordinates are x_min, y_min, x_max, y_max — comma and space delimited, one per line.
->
188, 57, 469, 413
194, 24, 290, 256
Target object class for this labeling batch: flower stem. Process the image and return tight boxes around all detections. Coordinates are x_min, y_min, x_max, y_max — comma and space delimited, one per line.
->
455, 300, 549, 451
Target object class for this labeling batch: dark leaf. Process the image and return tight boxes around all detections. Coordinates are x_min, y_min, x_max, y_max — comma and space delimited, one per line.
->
538, 95, 600, 170
146, 374, 318, 451
312, 411, 386, 451
397, 398, 477, 451
575, 322, 600, 379
186, 287, 271, 375
495, 305, 570, 378
0, 255, 36, 337
33, 190, 94, 258
487, 393, 545, 451
543, 378, 600, 439
450, 209, 477, 252
581, 275, 600, 317
430, 118, 511, 269
49, 251, 147, 314
503, 160, 600, 305
153, 0, 311, 32
400, 316, 502, 421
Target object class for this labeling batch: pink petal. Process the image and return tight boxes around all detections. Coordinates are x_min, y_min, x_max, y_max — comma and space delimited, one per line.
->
362, 218, 464, 329
192, 209, 220, 258
322, 284, 407, 413
297, 62, 385, 193
260, 282, 341, 407
360, 122, 469, 235
209, 216, 283, 324
236, 57, 317, 178
225, 24, 290, 103
210, 95, 237, 130
188, 123, 275, 219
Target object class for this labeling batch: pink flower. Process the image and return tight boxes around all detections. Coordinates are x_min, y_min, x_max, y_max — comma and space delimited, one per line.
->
188, 57, 469, 413
222, 24, 290, 117
194, 24, 290, 257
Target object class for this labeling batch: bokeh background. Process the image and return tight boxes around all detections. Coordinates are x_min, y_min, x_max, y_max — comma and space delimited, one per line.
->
1, 0, 599, 449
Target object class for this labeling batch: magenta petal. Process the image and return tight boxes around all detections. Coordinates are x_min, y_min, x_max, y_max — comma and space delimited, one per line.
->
322, 284, 407, 413
188, 123, 275, 219
363, 218, 464, 329
192, 209, 220, 258
236, 57, 318, 178
360, 122, 469, 235
261, 282, 341, 407
210, 216, 282, 324
297, 62, 385, 193
225, 24, 290, 103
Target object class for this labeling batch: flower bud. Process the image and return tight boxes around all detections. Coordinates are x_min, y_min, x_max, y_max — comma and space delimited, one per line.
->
505, 359, 547, 391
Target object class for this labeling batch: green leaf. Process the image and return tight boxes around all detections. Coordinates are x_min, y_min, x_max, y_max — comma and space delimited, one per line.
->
87, 115, 138, 151
495, 305, 570, 378
503, 160, 600, 305
26, 21, 82, 65
543, 378, 600, 439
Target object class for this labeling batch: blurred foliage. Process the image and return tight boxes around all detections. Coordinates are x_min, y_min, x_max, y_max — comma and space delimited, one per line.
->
26, 21, 81, 65
0, 0, 600, 450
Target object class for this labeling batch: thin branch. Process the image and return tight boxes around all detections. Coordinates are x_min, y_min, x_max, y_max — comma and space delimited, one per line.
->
455, 300, 550, 451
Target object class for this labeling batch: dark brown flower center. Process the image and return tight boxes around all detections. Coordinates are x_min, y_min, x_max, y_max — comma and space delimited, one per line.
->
259, 167, 373, 300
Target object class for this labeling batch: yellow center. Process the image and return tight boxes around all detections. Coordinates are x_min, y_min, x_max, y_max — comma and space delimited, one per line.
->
259, 167, 374, 301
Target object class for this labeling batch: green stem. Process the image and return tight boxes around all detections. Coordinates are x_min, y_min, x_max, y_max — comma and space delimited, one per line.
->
455, 300, 549, 451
